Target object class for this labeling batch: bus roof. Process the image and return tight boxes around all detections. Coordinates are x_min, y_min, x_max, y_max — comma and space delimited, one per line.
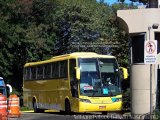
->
24, 52, 116, 67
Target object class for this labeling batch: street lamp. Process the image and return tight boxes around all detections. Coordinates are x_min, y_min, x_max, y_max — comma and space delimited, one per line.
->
152, 23, 159, 29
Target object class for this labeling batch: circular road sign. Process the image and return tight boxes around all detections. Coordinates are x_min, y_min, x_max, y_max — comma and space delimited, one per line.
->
145, 41, 156, 54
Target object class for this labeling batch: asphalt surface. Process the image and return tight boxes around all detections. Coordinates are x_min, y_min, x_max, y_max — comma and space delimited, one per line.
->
8, 111, 125, 120
7, 111, 156, 120
9, 112, 73, 120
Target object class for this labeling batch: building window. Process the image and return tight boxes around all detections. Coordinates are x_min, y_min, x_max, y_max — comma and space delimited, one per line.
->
131, 34, 145, 64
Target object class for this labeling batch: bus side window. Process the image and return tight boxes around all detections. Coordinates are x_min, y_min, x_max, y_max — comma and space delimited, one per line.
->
70, 59, 78, 98
37, 65, 43, 80
52, 62, 59, 79
59, 60, 68, 78
44, 64, 51, 79
23, 68, 26, 80
24, 68, 30, 80
31, 66, 36, 80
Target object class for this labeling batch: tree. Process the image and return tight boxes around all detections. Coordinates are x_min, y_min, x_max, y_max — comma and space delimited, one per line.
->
0, 0, 57, 93
53, 0, 129, 59
0, 0, 132, 95
119, 0, 158, 8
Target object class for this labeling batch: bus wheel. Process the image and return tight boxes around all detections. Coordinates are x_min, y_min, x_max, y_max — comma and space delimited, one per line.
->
65, 100, 71, 115
33, 100, 44, 113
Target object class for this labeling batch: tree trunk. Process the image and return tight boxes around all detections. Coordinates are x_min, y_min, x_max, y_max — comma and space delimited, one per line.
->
149, 0, 158, 8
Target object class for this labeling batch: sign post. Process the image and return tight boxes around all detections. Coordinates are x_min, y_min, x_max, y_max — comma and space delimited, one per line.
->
144, 40, 157, 120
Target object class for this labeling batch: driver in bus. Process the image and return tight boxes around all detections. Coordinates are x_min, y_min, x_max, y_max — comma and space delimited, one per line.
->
103, 77, 113, 87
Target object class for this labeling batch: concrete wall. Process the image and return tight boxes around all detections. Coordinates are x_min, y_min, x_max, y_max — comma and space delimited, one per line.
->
117, 9, 160, 34
117, 8, 160, 115
131, 64, 150, 114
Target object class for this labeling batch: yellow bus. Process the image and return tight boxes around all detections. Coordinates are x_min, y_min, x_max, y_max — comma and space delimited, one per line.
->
23, 52, 128, 114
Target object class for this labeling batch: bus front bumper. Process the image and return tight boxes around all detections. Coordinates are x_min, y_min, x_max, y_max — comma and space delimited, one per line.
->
79, 101, 122, 112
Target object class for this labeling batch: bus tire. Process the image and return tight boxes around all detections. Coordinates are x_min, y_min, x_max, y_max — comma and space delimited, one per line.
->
33, 99, 44, 113
65, 100, 71, 115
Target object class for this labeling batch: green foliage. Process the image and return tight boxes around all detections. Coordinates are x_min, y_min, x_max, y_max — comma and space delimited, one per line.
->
10, 87, 22, 96
155, 110, 160, 120
122, 88, 131, 111
0, 0, 132, 93
53, 0, 131, 68
130, 0, 148, 4
0, 0, 57, 91
120, 0, 157, 6
112, 2, 137, 12
20, 106, 33, 111
119, 0, 148, 4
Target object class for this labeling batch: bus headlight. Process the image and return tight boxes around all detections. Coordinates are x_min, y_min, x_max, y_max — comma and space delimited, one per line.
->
79, 99, 91, 103
112, 98, 122, 102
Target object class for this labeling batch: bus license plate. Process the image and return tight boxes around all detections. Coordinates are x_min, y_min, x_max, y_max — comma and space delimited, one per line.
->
99, 106, 106, 109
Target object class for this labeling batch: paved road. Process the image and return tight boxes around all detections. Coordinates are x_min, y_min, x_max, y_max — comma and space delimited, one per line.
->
8, 112, 124, 120
9, 112, 74, 120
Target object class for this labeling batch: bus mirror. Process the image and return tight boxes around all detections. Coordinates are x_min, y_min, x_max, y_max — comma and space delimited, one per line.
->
76, 67, 81, 80
119, 67, 128, 80
6, 84, 12, 93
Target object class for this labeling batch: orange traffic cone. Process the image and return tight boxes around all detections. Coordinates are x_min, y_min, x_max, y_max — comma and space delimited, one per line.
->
8, 94, 21, 118
0, 93, 8, 120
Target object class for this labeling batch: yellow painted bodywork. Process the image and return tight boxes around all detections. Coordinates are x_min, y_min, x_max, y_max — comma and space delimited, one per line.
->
119, 67, 128, 80
78, 95, 122, 112
23, 52, 122, 113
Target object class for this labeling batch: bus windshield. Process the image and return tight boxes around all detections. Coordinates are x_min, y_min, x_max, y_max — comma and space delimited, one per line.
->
79, 58, 121, 97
